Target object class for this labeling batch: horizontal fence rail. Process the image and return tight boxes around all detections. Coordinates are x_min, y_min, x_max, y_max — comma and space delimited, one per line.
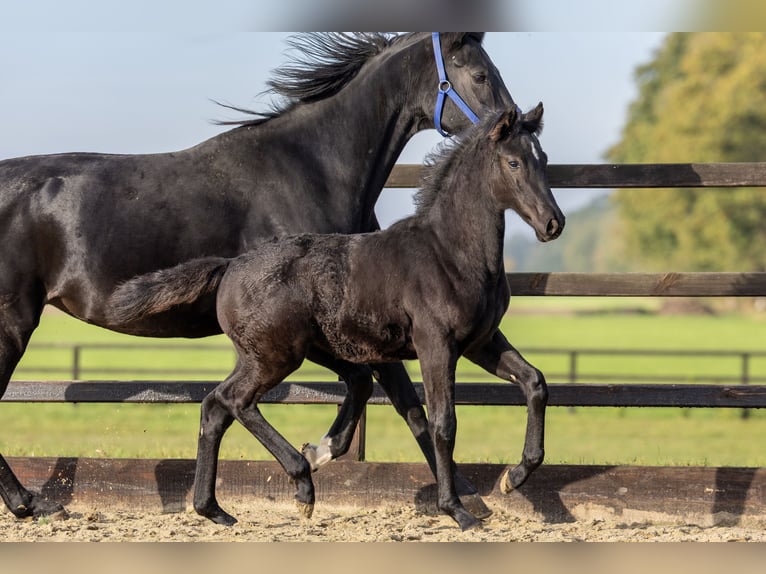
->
14, 343, 766, 385
385, 162, 766, 189
4, 380, 766, 408
505, 272, 766, 297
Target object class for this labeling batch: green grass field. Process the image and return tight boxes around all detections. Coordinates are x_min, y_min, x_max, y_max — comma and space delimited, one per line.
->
2, 300, 765, 466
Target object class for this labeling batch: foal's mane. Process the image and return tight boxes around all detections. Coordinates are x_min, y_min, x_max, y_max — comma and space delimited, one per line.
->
216, 33, 413, 126
413, 113, 501, 215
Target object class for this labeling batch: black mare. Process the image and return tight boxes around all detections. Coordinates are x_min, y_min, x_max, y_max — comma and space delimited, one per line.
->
0, 33, 515, 519
108, 106, 565, 530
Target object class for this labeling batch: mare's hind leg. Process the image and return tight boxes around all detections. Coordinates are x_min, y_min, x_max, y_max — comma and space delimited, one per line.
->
0, 291, 65, 519
465, 331, 548, 492
300, 350, 373, 470
374, 362, 491, 520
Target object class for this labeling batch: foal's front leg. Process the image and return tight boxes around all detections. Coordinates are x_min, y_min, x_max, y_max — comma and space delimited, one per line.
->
465, 330, 548, 492
417, 337, 481, 531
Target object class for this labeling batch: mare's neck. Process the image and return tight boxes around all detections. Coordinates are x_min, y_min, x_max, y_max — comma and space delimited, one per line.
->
229, 36, 431, 233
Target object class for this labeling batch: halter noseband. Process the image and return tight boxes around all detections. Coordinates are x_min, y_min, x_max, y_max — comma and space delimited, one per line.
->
431, 32, 480, 137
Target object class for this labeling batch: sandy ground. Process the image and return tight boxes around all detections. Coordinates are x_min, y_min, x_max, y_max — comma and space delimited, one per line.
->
1, 499, 764, 542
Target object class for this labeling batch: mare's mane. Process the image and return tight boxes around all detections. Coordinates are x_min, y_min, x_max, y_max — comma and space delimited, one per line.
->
216, 33, 413, 126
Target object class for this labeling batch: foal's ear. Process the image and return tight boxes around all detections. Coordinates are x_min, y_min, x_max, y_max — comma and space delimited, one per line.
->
489, 107, 519, 143
522, 102, 544, 135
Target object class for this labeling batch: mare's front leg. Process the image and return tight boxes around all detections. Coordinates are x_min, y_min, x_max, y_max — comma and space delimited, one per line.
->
300, 351, 373, 470
417, 333, 480, 531
0, 293, 66, 520
464, 330, 548, 492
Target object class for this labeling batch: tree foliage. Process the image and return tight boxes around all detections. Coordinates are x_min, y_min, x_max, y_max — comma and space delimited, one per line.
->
607, 33, 766, 271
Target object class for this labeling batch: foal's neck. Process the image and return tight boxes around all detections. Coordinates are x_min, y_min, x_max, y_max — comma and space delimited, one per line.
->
427, 180, 507, 281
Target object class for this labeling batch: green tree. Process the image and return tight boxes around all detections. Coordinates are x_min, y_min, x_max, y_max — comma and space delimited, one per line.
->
607, 33, 766, 271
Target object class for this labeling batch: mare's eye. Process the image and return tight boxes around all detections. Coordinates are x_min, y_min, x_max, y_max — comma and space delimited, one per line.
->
472, 73, 487, 84
508, 160, 520, 170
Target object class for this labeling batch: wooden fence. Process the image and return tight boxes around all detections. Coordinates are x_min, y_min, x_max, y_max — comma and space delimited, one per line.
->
4, 162, 766, 525
13, 343, 766, 385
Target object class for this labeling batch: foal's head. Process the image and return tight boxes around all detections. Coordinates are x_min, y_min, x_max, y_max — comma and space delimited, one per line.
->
487, 104, 565, 242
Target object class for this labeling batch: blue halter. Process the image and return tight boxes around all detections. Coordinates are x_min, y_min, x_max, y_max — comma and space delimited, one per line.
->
431, 32, 480, 137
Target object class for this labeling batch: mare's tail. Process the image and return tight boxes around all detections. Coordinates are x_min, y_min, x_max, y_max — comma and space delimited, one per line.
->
107, 256, 230, 324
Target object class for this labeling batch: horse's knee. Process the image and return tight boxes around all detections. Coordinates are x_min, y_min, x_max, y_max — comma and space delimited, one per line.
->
519, 367, 548, 406
342, 366, 374, 401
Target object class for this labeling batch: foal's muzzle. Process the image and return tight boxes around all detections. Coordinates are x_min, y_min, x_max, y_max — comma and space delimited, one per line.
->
540, 215, 565, 242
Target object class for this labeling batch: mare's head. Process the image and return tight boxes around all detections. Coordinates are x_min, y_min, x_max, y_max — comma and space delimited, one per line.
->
423, 32, 514, 135
485, 104, 565, 242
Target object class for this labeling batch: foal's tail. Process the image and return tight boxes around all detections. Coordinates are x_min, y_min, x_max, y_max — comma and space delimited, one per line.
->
107, 256, 230, 324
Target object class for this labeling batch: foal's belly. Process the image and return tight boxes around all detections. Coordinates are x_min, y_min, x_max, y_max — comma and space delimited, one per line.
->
319, 318, 416, 364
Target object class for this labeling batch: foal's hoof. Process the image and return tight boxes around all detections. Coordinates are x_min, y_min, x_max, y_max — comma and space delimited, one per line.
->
295, 500, 315, 519
456, 511, 483, 532
500, 468, 514, 494
196, 504, 238, 526
459, 492, 492, 520
14, 497, 67, 520
500, 465, 529, 494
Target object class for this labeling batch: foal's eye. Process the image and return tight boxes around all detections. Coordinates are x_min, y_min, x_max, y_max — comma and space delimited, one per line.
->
472, 73, 487, 84
508, 160, 520, 170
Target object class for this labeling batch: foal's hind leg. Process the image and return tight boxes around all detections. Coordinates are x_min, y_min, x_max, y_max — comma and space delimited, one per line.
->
0, 292, 66, 519
193, 390, 236, 525
465, 331, 548, 492
301, 350, 373, 470
195, 360, 316, 525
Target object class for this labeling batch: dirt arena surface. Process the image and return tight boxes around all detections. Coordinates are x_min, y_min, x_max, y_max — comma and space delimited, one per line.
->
2, 499, 764, 542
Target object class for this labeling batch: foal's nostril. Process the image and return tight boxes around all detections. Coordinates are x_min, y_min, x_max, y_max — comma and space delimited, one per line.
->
546, 218, 561, 238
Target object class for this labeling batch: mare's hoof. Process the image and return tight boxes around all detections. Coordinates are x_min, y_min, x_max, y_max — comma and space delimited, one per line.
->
301, 437, 333, 472
295, 500, 315, 519
459, 492, 492, 520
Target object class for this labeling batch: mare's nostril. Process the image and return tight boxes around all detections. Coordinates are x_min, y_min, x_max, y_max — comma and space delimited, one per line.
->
546, 218, 559, 237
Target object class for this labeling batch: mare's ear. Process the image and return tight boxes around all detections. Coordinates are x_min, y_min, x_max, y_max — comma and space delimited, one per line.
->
522, 102, 544, 135
440, 32, 486, 50
489, 107, 519, 142
440, 33, 485, 68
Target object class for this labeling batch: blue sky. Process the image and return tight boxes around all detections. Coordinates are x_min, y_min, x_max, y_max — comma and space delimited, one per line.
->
0, 3, 672, 233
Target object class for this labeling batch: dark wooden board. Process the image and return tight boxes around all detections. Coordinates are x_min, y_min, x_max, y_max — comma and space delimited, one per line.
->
385, 163, 766, 189
506, 272, 766, 297
4, 381, 766, 408
7, 457, 765, 525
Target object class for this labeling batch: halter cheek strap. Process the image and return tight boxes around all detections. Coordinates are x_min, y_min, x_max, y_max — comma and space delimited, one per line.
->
432, 32, 480, 137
